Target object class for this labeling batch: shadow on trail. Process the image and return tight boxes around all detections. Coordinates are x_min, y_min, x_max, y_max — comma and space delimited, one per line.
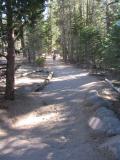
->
0, 58, 114, 160
9, 71, 102, 118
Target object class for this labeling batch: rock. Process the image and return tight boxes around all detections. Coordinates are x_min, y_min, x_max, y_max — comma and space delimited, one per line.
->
96, 107, 115, 117
89, 107, 120, 136
100, 135, 120, 160
87, 95, 101, 102
88, 90, 98, 96
87, 94, 111, 108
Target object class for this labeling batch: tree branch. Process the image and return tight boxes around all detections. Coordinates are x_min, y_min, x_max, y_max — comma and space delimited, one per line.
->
107, 1, 118, 7
14, 22, 26, 42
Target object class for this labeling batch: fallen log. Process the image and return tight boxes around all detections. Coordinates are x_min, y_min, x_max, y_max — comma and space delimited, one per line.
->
105, 78, 120, 94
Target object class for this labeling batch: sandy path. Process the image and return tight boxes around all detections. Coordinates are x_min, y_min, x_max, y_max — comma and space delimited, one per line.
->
0, 56, 113, 160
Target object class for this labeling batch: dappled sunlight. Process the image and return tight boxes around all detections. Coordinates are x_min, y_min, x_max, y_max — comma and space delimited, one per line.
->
15, 77, 44, 86
0, 137, 30, 154
0, 103, 72, 159
0, 132, 70, 159
0, 103, 71, 158
89, 117, 102, 130
47, 152, 54, 160
0, 56, 113, 160
56, 65, 68, 69
81, 82, 99, 88
71, 99, 84, 103
100, 95, 116, 101
89, 89, 98, 94
42, 88, 87, 93
0, 128, 8, 137
100, 89, 117, 101
0, 135, 49, 156
12, 108, 62, 130
1, 0, 117, 157
80, 82, 103, 92
52, 73, 88, 82
56, 96, 64, 100
53, 135, 68, 143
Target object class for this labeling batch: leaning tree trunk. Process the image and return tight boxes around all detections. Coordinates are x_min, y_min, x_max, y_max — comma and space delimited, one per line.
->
5, 0, 15, 100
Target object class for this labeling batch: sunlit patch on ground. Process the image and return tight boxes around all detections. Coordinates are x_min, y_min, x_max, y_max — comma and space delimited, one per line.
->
89, 117, 102, 130
0, 103, 69, 157
0, 57, 113, 160
0, 135, 49, 156
56, 96, 64, 100
81, 82, 99, 88
100, 89, 117, 101
15, 77, 44, 86
0, 128, 8, 137
80, 82, 104, 93
47, 152, 54, 160
54, 136, 68, 143
12, 111, 60, 129
11, 105, 66, 130
52, 73, 88, 82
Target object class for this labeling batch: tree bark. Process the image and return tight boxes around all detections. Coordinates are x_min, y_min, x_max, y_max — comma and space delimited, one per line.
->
5, 0, 15, 100
20, 26, 26, 57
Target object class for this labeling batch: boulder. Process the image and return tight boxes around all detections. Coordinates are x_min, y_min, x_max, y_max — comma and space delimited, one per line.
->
89, 107, 120, 136
87, 92, 111, 107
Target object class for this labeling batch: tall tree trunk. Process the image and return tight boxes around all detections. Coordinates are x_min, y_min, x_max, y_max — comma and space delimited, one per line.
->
5, 0, 15, 100
106, 5, 110, 33
20, 26, 26, 57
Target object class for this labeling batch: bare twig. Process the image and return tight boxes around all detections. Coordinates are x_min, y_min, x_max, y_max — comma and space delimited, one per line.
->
105, 78, 120, 94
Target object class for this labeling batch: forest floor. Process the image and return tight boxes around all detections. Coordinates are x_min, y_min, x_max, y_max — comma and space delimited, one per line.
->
0, 55, 119, 160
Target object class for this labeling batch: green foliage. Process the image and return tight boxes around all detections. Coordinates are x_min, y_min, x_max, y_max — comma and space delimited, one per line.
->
35, 56, 46, 66
111, 24, 120, 44
38, 0, 120, 70
102, 23, 120, 68
26, 17, 52, 54
80, 26, 100, 40
0, 0, 46, 99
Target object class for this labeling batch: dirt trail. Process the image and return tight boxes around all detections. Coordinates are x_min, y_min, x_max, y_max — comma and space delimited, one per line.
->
0, 56, 113, 160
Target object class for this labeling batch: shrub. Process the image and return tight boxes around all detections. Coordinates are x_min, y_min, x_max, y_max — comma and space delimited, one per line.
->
35, 56, 46, 66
